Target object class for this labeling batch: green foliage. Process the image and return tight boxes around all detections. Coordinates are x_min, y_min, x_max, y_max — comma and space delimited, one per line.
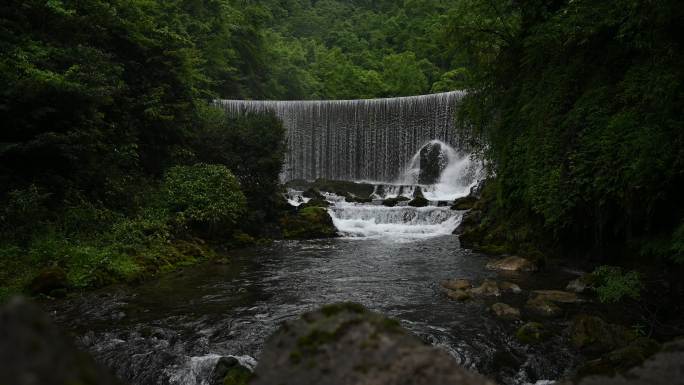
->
163, 164, 246, 235
450, 0, 684, 260
593, 266, 642, 303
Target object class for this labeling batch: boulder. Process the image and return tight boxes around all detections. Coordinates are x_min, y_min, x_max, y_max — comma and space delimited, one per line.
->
441, 278, 473, 291
301, 198, 330, 208
573, 338, 678, 385
499, 281, 522, 294
575, 337, 661, 379
485, 256, 538, 272
303, 187, 325, 200
210, 357, 252, 385
27, 266, 68, 297
251, 303, 495, 385
408, 196, 429, 207
382, 196, 410, 207
446, 289, 471, 301
531, 290, 580, 303
567, 315, 636, 355
470, 279, 501, 297
516, 322, 547, 344
451, 196, 478, 210
280, 207, 338, 239
525, 297, 562, 317
491, 303, 521, 320
418, 141, 448, 185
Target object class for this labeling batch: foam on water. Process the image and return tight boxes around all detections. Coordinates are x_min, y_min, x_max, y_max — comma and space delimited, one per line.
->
329, 202, 462, 240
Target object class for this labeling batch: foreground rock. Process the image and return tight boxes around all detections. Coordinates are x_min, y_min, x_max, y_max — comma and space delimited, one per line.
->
485, 256, 538, 272
251, 303, 495, 385
0, 297, 122, 385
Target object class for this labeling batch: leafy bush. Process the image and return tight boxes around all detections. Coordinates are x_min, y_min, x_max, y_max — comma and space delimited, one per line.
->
593, 266, 642, 303
164, 164, 246, 236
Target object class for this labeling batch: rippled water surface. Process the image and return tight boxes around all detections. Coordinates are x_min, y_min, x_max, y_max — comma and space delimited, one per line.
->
47, 236, 578, 385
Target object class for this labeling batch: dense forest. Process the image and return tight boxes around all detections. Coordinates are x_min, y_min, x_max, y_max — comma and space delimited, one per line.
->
1, 0, 683, 313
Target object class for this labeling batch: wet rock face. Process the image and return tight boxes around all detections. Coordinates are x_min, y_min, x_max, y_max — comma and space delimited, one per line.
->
418, 142, 447, 184
252, 303, 495, 385
0, 297, 122, 385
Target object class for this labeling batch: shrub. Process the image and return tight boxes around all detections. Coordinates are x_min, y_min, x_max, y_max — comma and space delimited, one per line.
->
163, 164, 246, 237
593, 266, 642, 303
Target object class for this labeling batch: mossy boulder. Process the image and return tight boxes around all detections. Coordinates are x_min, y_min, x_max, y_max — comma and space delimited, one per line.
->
382, 196, 410, 207
491, 303, 521, 320
280, 207, 338, 239
568, 315, 637, 355
27, 267, 69, 297
210, 357, 252, 385
451, 196, 478, 210
525, 297, 562, 317
408, 196, 429, 207
301, 198, 330, 208
303, 187, 325, 200
441, 278, 472, 291
516, 322, 547, 344
575, 337, 661, 378
251, 303, 495, 385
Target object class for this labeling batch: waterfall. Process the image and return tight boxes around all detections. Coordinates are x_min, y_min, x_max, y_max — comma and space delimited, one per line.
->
217, 91, 466, 182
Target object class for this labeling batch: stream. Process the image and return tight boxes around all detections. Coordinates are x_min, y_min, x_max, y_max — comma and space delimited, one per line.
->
46, 231, 579, 385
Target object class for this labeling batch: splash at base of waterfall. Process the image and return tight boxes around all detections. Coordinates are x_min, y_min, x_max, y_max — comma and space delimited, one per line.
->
329, 202, 463, 240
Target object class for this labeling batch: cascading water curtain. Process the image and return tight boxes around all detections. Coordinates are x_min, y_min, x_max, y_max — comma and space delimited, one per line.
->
217, 91, 466, 182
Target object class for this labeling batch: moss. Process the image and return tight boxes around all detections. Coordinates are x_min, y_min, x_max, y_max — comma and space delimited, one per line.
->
516, 322, 547, 344
222, 365, 253, 385
321, 302, 366, 317
280, 207, 338, 239
451, 196, 478, 210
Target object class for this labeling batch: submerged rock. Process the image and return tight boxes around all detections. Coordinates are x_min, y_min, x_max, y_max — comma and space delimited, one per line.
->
499, 281, 522, 294
516, 322, 547, 344
441, 278, 473, 291
531, 290, 581, 303
486, 256, 538, 272
491, 303, 521, 320
446, 289, 471, 301
525, 297, 562, 317
251, 303, 495, 385
470, 279, 501, 297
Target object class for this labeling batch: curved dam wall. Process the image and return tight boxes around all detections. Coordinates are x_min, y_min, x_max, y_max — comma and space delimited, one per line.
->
217, 91, 466, 182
